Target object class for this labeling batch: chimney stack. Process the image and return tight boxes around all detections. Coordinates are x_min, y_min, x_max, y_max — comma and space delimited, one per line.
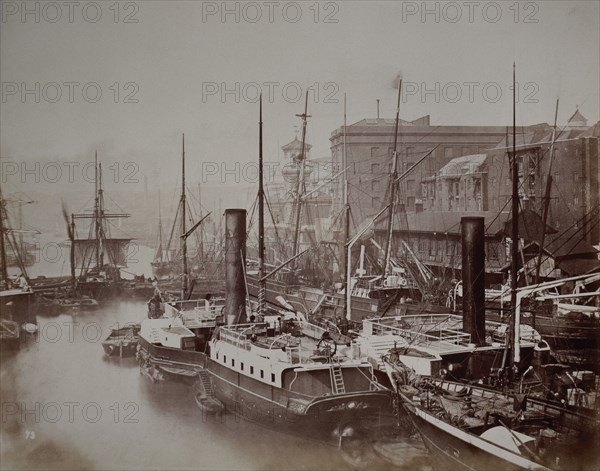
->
461, 217, 486, 346
224, 209, 247, 325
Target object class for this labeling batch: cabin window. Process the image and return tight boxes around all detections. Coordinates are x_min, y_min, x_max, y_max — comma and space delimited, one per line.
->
232, 359, 235, 367
216, 353, 219, 360
260, 370, 264, 379
223, 355, 227, 364
241, 362, 244, 371
250, 366, 254, 375
271, 373, 276, 383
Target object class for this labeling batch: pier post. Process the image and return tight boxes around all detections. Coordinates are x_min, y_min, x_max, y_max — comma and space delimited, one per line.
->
461, 217, 486, 347
225, 209, 247, 325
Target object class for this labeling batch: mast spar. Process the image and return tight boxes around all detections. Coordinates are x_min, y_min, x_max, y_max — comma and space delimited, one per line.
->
510, 62, 520, 370
258, 94, 265, 315
157, 190, 163, 262
342, 93, 350, 312
70, 214, 76, 291
0, 189, 9, 290
181, 134, 188, 299
94, 151, 101, 267
291, 91, 310, 272
382, 79, 403, 279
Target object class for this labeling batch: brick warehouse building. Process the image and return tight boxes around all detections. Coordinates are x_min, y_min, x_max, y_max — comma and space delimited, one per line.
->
329, 116, 509, 223
331, 110, 599, 279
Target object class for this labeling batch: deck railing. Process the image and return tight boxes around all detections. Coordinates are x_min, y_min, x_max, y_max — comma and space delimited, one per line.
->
364, 315, 472, 349
217, 324, 311, 364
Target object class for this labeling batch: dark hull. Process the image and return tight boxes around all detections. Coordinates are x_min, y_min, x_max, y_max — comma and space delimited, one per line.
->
102, 325, 140, 357
102, 341, 138, 357
1, 290, 36, 325
137, 337, 394, 445
137, 336, 208, 373
486, 309, 600, 350
206, 358, 393, 446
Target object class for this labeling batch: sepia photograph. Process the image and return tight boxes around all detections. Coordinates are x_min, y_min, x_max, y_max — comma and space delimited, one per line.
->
1, 1, 599, 470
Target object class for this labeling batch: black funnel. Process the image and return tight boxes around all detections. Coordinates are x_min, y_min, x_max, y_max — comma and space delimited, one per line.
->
461, 217, 486, 346
224, 209, 247, 325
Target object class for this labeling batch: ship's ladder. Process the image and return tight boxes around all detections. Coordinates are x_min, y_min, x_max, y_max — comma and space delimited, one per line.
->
195, 369, 215, 398
330, 362, 346, 395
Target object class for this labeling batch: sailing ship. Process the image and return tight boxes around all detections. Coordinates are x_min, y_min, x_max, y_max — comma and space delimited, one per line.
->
150, 190, 177, 280
0, 187, 38, 347
71, 153, 132, 300
4, 197, 38, 267
38, 204, 101, 312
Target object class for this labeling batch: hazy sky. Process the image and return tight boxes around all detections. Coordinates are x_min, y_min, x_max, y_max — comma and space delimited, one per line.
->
1, 0, 599, 207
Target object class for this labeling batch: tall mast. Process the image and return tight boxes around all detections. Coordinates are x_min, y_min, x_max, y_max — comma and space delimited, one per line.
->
0, 190, 9, 290
258, 95, 266, 315
97, 160, 104, 267
291, 91, 310, 271
94, 151, 100, 267
18, 202, 24, 256
181, 134, 188, 299
535, 99, 559, 283
70, 213, 76, 290
382, 79, 403, 278
342, 93, 351, 308
156, 190, 164, 262
510, 63, 519, 368
197, 182, 204, 261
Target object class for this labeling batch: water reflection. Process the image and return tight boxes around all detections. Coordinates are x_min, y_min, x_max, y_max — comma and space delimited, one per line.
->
1, 300, 430, 470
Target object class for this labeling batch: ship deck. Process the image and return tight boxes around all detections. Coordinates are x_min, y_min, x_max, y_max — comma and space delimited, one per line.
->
218, 321, 357, 365
165, 299, 225, 329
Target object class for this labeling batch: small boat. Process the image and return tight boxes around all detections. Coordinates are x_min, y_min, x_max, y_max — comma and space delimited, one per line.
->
102, 322, 140, 357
